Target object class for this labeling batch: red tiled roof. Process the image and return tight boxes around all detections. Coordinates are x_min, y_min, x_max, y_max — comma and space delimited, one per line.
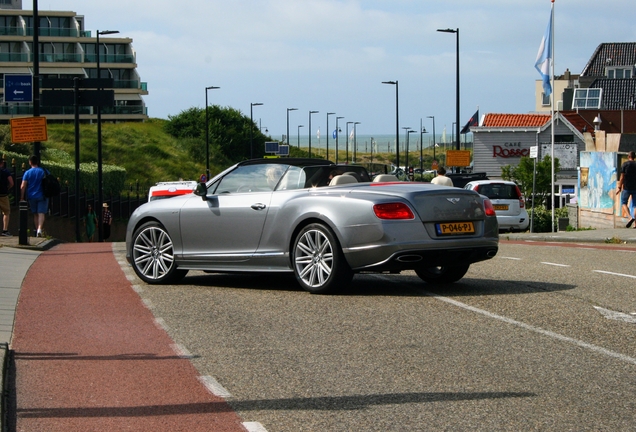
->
482, 113, 550, 128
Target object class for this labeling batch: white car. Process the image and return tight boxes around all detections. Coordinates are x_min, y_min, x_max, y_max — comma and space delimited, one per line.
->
464, 180, 529, 232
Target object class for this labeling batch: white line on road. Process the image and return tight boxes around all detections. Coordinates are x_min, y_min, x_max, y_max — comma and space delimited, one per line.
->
499, 256, 522, 260
540, 262, 570, 267
594, 306, 636, 324
154, 317, 169, 331
243, 422, 269, 432
198, 375, 232, 398
426, 293, 636, 366
593, 270, 636, 279
170, 343, 194, 358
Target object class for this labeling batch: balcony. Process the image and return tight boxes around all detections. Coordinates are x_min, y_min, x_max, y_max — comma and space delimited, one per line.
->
84, 53, 135, 64
26, 27, 81, 38
0, 52, 29, 62
39, 53, 83, 63
0, 26, 26, 36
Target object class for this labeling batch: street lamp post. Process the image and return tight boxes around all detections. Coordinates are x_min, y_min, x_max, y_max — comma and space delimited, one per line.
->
308, 110, 318, 158
335, 116, 344, 164
437, 28, 460, 155
250, 102, 263, 159
353, 122, 360, 163
297, 125, 304, 148
346, 122, 353, 164
326, 112, 335, 161
427, 116, 436, 166
96, 29, 119, 242
420, 118, 427, 174
286, 108, 297, 146
205, 86, 220, 181
382, 80, 399, 169
403, 127, 414, 172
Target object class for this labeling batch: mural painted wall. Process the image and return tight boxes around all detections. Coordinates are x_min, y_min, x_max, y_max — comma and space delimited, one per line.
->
579, 152, 617, 212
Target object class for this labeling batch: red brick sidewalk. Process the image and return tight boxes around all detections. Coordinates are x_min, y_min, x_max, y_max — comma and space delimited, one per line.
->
11, 243, 246, 431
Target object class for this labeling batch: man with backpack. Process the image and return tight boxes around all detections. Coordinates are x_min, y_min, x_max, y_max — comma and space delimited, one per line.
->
20, 155, 48, 237
0, 158, 14, 236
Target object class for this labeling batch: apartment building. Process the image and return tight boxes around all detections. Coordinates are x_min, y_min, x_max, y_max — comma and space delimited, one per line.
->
0, 0, 148, 122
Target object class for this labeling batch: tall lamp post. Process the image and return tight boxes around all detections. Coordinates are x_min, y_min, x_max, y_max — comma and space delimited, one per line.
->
353, 122, 360, 162
335, 116, 344, 164
286, 108, 297, 146
326, 112, 335, 161
250, 102, 263, 159
427, 115, 436, 165
403, 127, 414, 171
437, 28, 460, 155
205, 85, 220, 181
308, 110, 318, 157
96, 29, 119, 242
297, 125, 304, 148
420, 119, 427, 174
382, 81, 399, 169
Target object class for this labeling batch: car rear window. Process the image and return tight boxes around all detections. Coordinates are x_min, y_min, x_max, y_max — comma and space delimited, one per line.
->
477, 184, 519, 200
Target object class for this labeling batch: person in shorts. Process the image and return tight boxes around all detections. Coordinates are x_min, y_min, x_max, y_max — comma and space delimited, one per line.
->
0, 159, 14, 236
20, 155, 48, 237
616, 151, 636, 228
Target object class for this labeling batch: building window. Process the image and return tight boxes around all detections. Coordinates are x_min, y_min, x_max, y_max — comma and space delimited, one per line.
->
573, 88, 602, 109
542, 92, 550, 106
607, 67, 633, 79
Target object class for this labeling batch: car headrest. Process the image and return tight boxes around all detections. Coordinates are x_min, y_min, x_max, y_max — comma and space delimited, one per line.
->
329, 175, 358, 186
373, 174, 399, 182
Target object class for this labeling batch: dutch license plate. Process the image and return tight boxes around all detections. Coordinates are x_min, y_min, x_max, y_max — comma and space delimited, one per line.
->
436, 221, 475, 235
493, 204, 509, 211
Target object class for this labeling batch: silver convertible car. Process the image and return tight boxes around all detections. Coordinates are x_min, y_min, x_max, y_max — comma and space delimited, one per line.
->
126, 159, 499, 294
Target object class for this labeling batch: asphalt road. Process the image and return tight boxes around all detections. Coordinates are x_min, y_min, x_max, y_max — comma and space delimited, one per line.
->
115, 241, 636, 431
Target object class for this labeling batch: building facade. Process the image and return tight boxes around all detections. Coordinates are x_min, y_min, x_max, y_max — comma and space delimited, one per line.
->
0, 1, 148, 122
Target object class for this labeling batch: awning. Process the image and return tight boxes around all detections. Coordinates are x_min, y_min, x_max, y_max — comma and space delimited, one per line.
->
39, 67, 86, 75
0, 67, 31, 74
114, 93, 142, 101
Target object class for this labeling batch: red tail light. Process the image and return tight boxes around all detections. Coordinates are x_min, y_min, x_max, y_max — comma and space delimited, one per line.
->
484, 199, 497, 217
515, 185, 525, 208
373, 203, 415, 220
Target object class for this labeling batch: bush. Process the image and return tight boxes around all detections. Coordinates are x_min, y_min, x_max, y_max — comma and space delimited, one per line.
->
528, 205, 568, 233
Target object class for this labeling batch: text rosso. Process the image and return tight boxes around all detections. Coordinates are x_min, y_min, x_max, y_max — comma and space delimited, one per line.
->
493, 145, 530, 158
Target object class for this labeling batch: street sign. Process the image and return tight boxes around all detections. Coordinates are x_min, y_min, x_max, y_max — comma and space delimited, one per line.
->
446, 150, 471, 167
10, 117, 48, 143
4, 74, 33, 103
529, 146, 538, 159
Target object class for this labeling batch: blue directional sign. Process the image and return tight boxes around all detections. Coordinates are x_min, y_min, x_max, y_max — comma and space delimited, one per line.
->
4, 74, 33, 103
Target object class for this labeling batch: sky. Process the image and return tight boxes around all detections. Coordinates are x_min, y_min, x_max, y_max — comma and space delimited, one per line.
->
46, 0, 636, 138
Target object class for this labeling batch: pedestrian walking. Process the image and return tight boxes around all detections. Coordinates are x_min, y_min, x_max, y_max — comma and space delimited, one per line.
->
616, 151, 636, 228
20, 155, 48, 237
84, 204, 98, 242
0, 159, 14, 236
102, 203, 112, 241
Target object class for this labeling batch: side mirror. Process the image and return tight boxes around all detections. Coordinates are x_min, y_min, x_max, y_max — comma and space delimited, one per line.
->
194, 182, 208, 201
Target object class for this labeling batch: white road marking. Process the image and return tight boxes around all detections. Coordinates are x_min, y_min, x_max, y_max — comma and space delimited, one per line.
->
198, 375, 232, 398
170, 343, 194, 358
125, 274, 137, 282
154, 317, 169, 331
131, 284, 144, 293
540, 262, 570, 267
243, 422, 269, 432
499, 256, 521, 260
141, 298, 153, 309
594, 270, 636, 279
426, 293, 636, 366
594, 306, 636, 324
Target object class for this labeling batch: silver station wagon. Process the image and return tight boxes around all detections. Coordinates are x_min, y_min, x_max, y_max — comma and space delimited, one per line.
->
126, 159, 499, 294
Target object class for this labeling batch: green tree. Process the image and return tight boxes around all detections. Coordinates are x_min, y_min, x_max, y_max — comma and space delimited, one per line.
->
165, 106, 273, 163
501, 156, 560, 206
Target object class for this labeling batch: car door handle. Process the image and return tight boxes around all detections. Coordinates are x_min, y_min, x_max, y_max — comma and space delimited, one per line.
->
251, 203, 267, 210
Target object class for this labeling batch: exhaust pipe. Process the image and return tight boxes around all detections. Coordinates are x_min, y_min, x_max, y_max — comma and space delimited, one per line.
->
486, 249, 497, 258
396, 255, 423, 263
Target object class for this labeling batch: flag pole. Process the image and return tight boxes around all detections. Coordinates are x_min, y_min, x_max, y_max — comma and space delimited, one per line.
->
550, 0, 555, 232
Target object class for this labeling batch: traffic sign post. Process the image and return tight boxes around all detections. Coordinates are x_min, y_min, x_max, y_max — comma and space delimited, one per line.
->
4, 74, 33, 103
10, 117, 48, 143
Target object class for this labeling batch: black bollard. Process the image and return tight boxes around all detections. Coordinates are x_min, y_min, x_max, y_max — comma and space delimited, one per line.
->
19, 200, 28, 245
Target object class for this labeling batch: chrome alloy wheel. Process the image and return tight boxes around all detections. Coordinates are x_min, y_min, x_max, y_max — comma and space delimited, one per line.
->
133, 225, 176, 281
294, 228, 334, 288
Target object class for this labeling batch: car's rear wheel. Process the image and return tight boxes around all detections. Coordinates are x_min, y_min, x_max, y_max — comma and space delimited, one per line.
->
292, 223, 353, 294
415, 263, 470, 284
131, 221, 187, 284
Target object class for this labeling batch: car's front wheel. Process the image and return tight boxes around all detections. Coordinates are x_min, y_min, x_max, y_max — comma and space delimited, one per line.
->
131, 221, 187, 284
415, 263, 470, 284
292, 223, 353, 294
